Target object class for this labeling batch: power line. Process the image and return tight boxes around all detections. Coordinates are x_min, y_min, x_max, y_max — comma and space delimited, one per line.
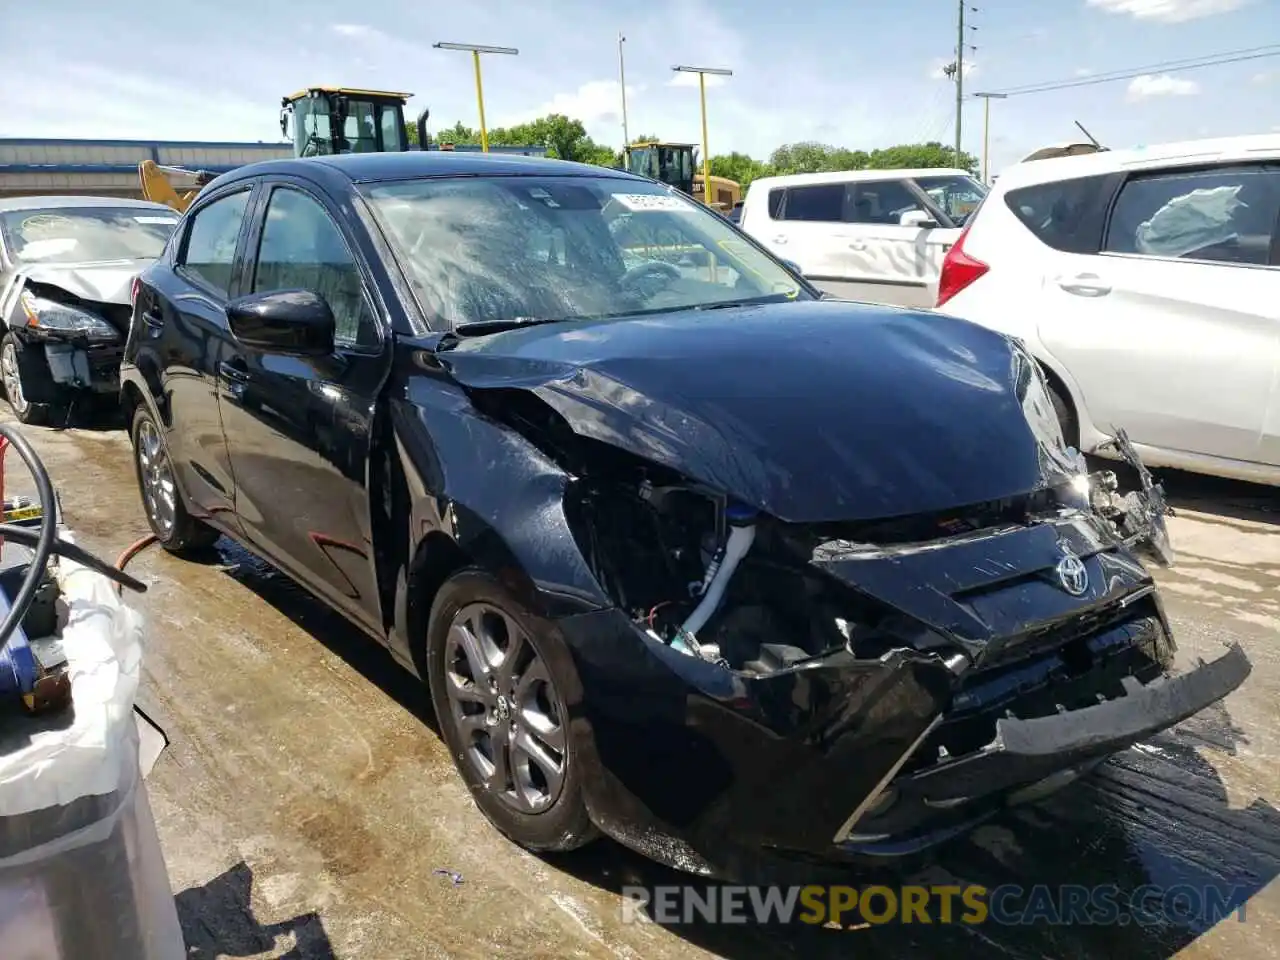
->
986, 44, 1280, 97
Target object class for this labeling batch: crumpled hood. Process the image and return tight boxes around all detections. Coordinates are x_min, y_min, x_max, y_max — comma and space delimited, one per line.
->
17, 260, 153, 306
439, 300, 1071, 523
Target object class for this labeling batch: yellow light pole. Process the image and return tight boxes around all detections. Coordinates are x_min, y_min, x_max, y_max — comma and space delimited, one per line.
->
973, 92, 1007, 184
433, 41, 519, 152
672, 64, 732, 205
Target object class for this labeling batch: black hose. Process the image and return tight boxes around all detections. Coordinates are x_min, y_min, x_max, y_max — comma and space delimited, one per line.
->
0, 422, 59, 648
0, 525, 147, 594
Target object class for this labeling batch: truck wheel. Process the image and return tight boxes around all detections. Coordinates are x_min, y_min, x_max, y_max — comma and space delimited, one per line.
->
426, 568, 598, 853
130, 405, 219, 553
1, 334, 67, 426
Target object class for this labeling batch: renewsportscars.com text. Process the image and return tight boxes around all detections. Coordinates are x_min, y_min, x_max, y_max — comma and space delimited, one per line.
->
620, 883, 1250, 928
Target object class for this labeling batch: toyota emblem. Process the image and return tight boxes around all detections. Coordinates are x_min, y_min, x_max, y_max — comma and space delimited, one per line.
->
1055, 543, 1089, 597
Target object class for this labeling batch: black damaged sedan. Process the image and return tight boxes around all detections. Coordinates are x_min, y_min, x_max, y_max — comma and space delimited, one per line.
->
122, 152, 1251, 878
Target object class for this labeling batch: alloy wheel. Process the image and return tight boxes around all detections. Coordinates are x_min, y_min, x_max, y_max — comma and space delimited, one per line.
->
443, 602, 568, 814
136, 418, 177, 538
1, 341, 28, 414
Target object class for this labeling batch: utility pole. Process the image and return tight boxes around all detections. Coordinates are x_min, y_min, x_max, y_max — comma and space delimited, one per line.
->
618, 34, 630, 150
955, 0, 965, 166
973, 92, 1006, 183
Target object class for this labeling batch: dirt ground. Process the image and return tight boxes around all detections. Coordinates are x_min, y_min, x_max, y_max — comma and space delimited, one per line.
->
4, 407, 1278, 960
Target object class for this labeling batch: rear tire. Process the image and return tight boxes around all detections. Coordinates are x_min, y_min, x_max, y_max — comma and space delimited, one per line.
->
130, 405, 220, 553
426, 568, 598, 853
1, 334, 68, 426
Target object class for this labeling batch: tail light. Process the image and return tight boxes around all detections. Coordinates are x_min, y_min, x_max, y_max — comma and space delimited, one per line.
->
131, 276, 141, 306
935, 223, 988, 307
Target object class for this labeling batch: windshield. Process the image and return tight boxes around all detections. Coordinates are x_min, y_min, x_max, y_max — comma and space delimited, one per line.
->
361, 175, 810, 330
913, 175, 988, 225
0, 207, 178, 264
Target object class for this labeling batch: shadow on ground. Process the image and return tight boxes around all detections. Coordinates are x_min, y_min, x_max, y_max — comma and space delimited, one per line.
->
204, 528, 1279, 960
1096, 456, 1279, 528
175, 861, 336, 959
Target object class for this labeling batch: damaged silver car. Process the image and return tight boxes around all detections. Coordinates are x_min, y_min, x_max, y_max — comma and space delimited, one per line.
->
0, 196, 179, 424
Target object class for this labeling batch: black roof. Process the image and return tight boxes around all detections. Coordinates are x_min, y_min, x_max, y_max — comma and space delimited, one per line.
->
216, 151, 641, 186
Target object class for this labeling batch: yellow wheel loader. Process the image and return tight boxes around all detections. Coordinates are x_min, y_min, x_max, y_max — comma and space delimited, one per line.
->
623, 141, 741, 212
140, 87, 432, 213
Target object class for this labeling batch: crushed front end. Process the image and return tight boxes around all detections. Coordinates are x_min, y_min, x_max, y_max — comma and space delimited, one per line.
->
11, 283, 127, 396
546, 441, 1248, 874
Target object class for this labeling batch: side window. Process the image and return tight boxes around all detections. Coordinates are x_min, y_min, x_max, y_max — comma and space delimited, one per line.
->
779, 184, 845, 222
379, 106, 404, 152
1103, 165, 1280, 265
180, 190, 251, 296
252, 188, 380, 347
767, 188, 785, 219
1004, 174, 1111, 253
846, 180, 923, 225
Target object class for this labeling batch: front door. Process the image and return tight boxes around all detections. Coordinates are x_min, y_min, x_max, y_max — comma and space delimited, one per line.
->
217, 178, 392, 630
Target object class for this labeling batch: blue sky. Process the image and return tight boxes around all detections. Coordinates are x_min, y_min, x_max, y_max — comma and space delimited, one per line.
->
8, 0, 1279, 174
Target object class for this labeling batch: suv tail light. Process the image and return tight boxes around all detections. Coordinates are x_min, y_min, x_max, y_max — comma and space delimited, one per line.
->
131, 276, 141, 306
935, 223, 988, 307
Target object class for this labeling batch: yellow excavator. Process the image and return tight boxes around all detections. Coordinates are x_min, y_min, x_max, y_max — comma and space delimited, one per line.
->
623, 141, 741, 211
140, 87, 432, 213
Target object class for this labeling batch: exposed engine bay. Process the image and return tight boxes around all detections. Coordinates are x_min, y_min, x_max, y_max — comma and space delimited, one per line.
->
473, 385, 1175, 680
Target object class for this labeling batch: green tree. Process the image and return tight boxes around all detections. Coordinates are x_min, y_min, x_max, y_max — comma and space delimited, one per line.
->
710, 151, 770, 188
867, 141, 978, 175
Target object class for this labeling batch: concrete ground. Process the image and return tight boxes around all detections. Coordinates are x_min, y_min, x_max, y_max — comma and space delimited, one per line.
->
4, 407, 1278, 959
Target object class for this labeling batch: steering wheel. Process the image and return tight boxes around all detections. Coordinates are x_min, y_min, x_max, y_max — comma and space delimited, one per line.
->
619, 260, 682, 292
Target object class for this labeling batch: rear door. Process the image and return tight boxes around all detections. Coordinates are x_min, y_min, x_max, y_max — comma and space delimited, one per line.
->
217, 176, 392, 630
1035, 162, 1280, 464
149, 182, 258, 527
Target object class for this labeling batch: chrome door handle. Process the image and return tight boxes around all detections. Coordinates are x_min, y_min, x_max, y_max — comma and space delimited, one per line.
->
772, 235, 788, 245
1057, 274, 1111, 297
848, 240, 867, 251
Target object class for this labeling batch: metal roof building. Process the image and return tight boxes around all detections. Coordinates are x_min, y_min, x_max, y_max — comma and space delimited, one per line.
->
0, 138, 547, 198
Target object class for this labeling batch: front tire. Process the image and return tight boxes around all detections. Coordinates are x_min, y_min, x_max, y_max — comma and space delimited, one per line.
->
1, 333, 67, 426
130, 405, 219, 553
426, 569, 597, 853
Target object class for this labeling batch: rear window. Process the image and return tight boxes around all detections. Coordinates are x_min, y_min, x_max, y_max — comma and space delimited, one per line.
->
0, 207, 179, 264
1003, 174, 1112, 253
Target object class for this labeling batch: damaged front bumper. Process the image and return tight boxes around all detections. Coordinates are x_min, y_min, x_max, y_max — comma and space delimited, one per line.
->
21, 329, 124, 393
834, 640, 1251, 855
558, 597, 1250, 874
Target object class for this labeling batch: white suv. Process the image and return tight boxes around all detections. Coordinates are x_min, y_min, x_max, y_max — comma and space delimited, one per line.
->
936, 134, 1280, 486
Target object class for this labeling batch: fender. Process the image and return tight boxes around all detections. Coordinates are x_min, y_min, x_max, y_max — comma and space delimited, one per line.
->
384, 374, 612, 670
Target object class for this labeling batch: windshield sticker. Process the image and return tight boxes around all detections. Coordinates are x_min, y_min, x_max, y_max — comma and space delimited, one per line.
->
134, 216, 179, 225
613, 193, 693, 212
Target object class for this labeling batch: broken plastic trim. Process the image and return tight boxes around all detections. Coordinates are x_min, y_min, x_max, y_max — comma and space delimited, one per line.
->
1092, 427, 1175, 567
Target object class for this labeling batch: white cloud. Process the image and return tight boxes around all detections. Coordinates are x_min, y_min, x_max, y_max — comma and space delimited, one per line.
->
330, 23, 387, 39
668, 70, 729, 89
1253, 69, 1280, 85
1086, 0, 1249, 23
1075, 67, 1095, 77
1126, 73, 1201, 100
501, 79, 644, 135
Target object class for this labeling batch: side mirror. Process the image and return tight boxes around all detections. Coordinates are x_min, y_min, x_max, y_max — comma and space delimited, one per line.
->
226, 290, 335, 356
900, 209, 939, 229
781, 259, 804, 275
